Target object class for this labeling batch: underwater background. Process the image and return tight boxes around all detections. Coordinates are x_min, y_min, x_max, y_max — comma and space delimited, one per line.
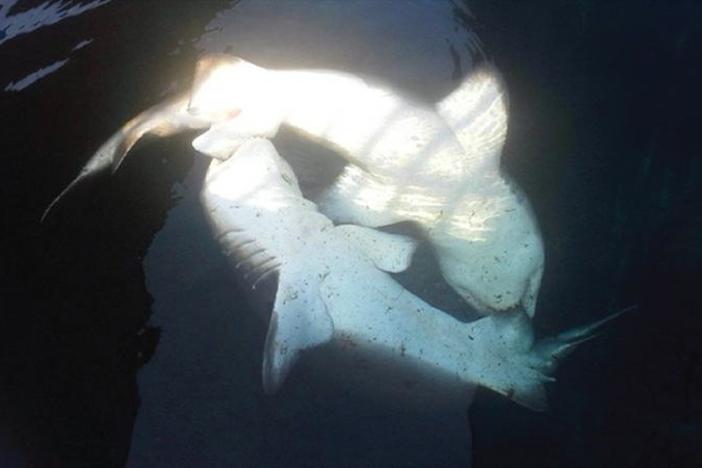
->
1, 0, 700, 466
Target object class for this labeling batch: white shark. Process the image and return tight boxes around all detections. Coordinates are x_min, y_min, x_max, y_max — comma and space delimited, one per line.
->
200, 137, 618, 409
45, 54, 543, 317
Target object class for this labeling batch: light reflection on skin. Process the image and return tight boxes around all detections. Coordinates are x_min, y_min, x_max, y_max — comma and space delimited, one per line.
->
201, 138, 554, 409
41, 52, 622, 412
189, 55, 544, 316
200, 137, 622, 411
44, 53, 543, 316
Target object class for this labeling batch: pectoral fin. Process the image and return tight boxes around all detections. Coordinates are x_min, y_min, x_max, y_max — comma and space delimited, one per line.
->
262, 276, 334, 394
192, 124, 247, 160
335, 224, 418, 273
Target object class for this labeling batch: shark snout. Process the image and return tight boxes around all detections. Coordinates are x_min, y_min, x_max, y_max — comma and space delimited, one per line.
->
449, 261, 543, 318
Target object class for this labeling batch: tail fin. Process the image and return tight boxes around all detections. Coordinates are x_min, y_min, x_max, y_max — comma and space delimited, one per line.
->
530, 306, 634, 368
474, 306, 633, 411
41, 92, 207, 222
41, 130, 127, 222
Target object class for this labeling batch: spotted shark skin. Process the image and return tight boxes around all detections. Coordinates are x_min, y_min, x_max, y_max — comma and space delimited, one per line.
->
200, 138, 622, 410
40, 67, 623, 410
187, 54, 544, 316
44, 54, 543, 317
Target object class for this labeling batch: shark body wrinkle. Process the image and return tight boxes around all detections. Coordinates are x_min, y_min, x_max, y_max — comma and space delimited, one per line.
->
45, 53, 542, 317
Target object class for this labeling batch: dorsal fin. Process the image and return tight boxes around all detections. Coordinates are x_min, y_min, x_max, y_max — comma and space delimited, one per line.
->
436, 65, 508, 174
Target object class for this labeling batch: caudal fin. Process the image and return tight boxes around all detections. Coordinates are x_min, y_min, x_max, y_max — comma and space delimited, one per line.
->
473, 306, 633, 411
41, 131, 128, 222
531, 306, 634, 367
41, 92, 206, 222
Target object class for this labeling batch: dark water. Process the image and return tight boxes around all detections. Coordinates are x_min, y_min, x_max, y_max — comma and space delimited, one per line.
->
1, 0, 701, 467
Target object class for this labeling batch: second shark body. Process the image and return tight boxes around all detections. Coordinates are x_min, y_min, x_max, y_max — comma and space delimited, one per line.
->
201, 138, 618, 410
42, 54, 623, 410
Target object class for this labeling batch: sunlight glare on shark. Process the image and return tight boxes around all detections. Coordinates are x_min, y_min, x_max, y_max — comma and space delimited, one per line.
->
199, 137, 622, 410
40, 53, 627, 412
44, 53, 543, 318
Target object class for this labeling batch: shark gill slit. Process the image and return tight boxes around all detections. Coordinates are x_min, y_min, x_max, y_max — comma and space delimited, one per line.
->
250, 262, 283, 290
222, 238, 255, 256
215, 228, 246, 243
216, 228, 281, 288
243, 256, 279, 278
235, 248, 267, 269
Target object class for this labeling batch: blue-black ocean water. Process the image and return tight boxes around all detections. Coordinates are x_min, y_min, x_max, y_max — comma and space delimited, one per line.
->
1, 0, 701, 467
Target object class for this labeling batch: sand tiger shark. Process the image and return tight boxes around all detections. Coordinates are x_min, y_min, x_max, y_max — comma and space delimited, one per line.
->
199, 137, 619, 409
43, 53, 543, 317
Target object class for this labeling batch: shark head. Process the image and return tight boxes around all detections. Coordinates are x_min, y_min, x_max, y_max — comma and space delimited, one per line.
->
188, 54, 272, 122
439, 243, 544, 317
432, 179, 545, 317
